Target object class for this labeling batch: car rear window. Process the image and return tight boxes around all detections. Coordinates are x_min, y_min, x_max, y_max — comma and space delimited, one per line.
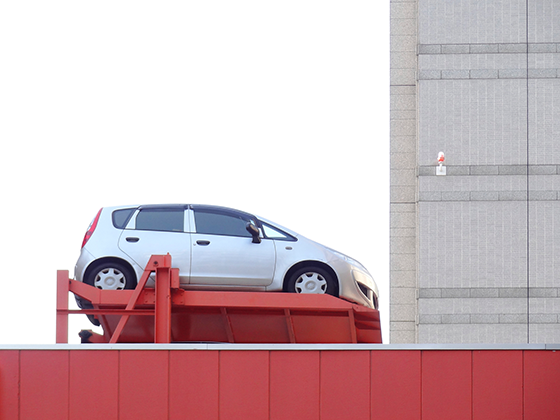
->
112, 208, 136, 229
135, 209, 184, 232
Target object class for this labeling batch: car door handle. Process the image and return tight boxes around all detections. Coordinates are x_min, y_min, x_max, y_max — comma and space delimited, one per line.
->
196, 240, 211, 246
126, 237, 140, 243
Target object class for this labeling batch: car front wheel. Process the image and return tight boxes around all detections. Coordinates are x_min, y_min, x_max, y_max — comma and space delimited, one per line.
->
285, 267, 338, 296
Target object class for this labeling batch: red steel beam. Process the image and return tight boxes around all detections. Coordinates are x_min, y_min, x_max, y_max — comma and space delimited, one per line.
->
55, 270, 70, 344
155, 263, 175, 343
109, 255, 173, 344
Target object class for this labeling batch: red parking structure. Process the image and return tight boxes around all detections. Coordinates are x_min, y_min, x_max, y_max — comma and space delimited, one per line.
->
56, 254, 382, 344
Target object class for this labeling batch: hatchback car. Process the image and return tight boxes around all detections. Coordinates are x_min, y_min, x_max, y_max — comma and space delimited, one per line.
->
75, 204, 379, 322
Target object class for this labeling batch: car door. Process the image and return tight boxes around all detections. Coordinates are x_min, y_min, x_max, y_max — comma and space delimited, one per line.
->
189, 206, 275, 286
117, 206, 191, 285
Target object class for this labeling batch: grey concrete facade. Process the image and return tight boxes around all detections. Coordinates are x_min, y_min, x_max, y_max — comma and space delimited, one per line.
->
390, 0, 560, 343
390, 0, 418, 344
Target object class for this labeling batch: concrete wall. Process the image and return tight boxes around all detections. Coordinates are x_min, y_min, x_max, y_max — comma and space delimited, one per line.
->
390, 0, 419, 343
390, 0, 560, 343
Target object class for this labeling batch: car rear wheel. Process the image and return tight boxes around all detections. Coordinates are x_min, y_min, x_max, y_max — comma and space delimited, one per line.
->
86, 261, 136, 291
83, 261, 137, 326
285, 267, 338, 296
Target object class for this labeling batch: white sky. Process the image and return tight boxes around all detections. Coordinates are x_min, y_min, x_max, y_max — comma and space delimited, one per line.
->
0, 1, 390, 344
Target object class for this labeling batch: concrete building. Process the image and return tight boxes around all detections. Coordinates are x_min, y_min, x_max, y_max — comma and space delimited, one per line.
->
390, 0, 560, 343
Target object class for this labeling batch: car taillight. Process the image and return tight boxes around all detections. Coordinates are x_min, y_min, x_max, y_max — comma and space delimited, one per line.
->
81, 208, 102, 248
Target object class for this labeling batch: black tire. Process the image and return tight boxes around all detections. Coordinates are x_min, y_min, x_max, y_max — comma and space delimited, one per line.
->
75, 298, 101, 327
285, 266, 338, 296
82, 261, 136, 326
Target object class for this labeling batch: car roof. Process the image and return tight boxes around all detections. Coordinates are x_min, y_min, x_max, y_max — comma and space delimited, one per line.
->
111, 204, 258, 221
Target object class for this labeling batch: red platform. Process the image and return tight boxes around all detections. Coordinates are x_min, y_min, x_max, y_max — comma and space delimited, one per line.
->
56, 255, 382, 344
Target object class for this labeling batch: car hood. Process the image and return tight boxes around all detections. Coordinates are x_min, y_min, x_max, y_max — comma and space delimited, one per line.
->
258, 216, 370, 270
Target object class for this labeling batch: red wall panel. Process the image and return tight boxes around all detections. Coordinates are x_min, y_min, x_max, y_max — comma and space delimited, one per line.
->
2, 347, 560, 419
472, 351, 523, 420
422, 351, 472, 420
0, 351, 20, 420
320, 351, 371, 420
524, 350, 560, 420
269, 351, 320, 420
20, 350, 69, 420
169, 350, 220, 420
219, 350, 270, 420
119, 350, 169, 420
68, 350, 119, 420
371, 350, 421, 420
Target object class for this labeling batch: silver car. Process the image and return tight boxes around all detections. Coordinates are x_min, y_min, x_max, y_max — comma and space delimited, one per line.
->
75, 204, 379, 314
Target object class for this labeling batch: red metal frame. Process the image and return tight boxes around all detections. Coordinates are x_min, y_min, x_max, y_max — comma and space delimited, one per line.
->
56, 254, 382, 344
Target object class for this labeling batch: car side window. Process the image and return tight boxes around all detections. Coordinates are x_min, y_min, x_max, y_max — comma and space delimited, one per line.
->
194, 210, 251, 237
113, 208, 136, 229
135, 209, 184, 232
262, 223, 296, 241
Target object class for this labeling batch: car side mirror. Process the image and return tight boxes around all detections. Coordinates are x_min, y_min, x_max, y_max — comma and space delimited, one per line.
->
246, 223, 261, 244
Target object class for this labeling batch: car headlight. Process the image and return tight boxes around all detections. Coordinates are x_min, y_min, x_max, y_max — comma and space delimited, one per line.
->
330, 249, 368, 272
